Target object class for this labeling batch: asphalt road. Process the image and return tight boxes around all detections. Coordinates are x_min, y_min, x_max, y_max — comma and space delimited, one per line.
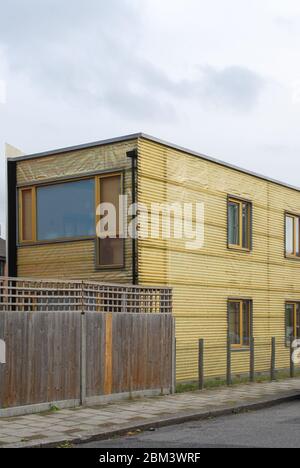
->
78, 400, 300, 448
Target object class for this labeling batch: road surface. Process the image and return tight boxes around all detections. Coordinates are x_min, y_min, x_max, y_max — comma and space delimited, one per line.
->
78, 400, 300, 448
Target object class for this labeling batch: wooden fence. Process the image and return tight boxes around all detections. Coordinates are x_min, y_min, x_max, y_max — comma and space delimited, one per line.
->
0, 277, 172, 314
0, 310, 174, 414
0, 278, 174, 415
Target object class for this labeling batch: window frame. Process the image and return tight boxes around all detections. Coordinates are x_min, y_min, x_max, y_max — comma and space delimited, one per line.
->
95, 172, 125, 270
228, 298, 252, 350
285, 301, 299, 346
18, 187, 37, 243
17, 171, 125, 260
285, 212, 300, 260
227, 196, 252, 252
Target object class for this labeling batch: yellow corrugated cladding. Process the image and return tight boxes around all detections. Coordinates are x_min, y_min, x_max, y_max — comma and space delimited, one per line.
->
137, 138, 300, 381
15, 135, 300, 381
17, 140, 137, 284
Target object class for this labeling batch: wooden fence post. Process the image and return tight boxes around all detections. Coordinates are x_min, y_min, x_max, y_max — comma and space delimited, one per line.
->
249, 337, 255, 383
290, 336, 295, 379
80, 312, 87, 406
270, 337, 276, 381
227, 332, 232, 386
198, 339, 204, 390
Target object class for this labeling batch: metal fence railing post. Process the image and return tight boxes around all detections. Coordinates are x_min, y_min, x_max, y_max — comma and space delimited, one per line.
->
227, 332, 232, 386
250, 337, 255, 383
290, 336, 295, 379
271, 337, 276, 381
171, 318, 176, 394
198, 339, 204, 390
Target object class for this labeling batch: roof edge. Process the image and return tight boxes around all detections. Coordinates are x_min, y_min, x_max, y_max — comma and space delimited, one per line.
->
7, 133, 143, 162
7, 131, 300, 193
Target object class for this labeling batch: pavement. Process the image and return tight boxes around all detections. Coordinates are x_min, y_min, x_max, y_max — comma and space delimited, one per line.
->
80, 400, 300, 448
0, 378, 299, 448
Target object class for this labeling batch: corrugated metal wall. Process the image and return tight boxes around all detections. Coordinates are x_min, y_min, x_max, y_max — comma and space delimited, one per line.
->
137, 138, 299, 381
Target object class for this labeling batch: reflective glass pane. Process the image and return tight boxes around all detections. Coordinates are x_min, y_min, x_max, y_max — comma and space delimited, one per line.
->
285, 216, 294, 255
242, 301, 250, 346
229, 302, 240, 345
242, 203, 250, 249
285, 304, 294, 342
228, 202, 239, 245
295, 217, 300, 256
37, 179, 95, 240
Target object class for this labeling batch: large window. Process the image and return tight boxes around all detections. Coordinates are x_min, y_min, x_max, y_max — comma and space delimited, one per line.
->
18, 172, 124, 269
285, 214, 300, 258
37, 179, 95, 241
228, 197, 251, 250
228, 299, 251, 348
286, 302, 300, 344
96, 174, 124, 268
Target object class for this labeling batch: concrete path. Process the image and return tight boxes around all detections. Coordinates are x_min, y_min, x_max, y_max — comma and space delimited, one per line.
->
0, 378, 299, 448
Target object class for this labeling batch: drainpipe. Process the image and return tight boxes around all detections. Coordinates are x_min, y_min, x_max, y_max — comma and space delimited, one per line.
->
126, 149, 138, 285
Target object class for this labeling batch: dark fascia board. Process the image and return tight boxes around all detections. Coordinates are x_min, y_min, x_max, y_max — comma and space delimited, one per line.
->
7, 132, 300, 193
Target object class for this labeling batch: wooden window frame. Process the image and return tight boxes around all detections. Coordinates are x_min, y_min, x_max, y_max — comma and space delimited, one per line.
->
227, 196, 252, 252
228, 299, 252, 350
285, 301, 299, 346
18, 172, 125, 269
285, 212, 300, 260
95, 172, 125, 270
18, 187, 37, 243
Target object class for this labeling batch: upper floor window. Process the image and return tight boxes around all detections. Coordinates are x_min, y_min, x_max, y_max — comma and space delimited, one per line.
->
228, 197, 252, 250
19, 179, 95, 243
18, 172, 124, 269
37, 179, 95, 241
285, 213, 300, 258
228, 299, 251, 349
96, 174, 124, 268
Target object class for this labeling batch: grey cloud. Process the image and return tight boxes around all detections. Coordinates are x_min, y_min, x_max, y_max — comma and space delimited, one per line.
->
197, 66, 265, 111
0, 1, 265, 122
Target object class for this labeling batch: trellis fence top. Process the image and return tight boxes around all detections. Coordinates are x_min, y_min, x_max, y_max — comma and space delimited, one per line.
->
0, 277, 172, 314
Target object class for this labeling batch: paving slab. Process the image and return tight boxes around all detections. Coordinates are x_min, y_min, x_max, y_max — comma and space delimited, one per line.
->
0, 378, 299, 448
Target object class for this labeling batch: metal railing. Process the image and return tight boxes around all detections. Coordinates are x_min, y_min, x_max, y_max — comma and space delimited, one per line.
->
0, 277, 172, 314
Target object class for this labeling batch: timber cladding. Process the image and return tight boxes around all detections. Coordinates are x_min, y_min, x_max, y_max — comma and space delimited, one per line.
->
16, 139, 137, 283
137, 138, 300, 381
9, 133, 300, 383
0, 311, 173, 410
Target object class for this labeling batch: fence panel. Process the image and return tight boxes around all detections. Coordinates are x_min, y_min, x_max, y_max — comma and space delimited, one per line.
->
0, 311, 81, 409
0, 310, 174, 413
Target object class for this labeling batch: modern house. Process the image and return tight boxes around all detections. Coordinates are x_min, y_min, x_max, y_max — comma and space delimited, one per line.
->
6, 133, 300, 381
0, 238, 5, 276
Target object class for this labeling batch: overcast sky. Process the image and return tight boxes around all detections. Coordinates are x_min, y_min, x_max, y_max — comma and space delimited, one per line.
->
1, 0, 300, 236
